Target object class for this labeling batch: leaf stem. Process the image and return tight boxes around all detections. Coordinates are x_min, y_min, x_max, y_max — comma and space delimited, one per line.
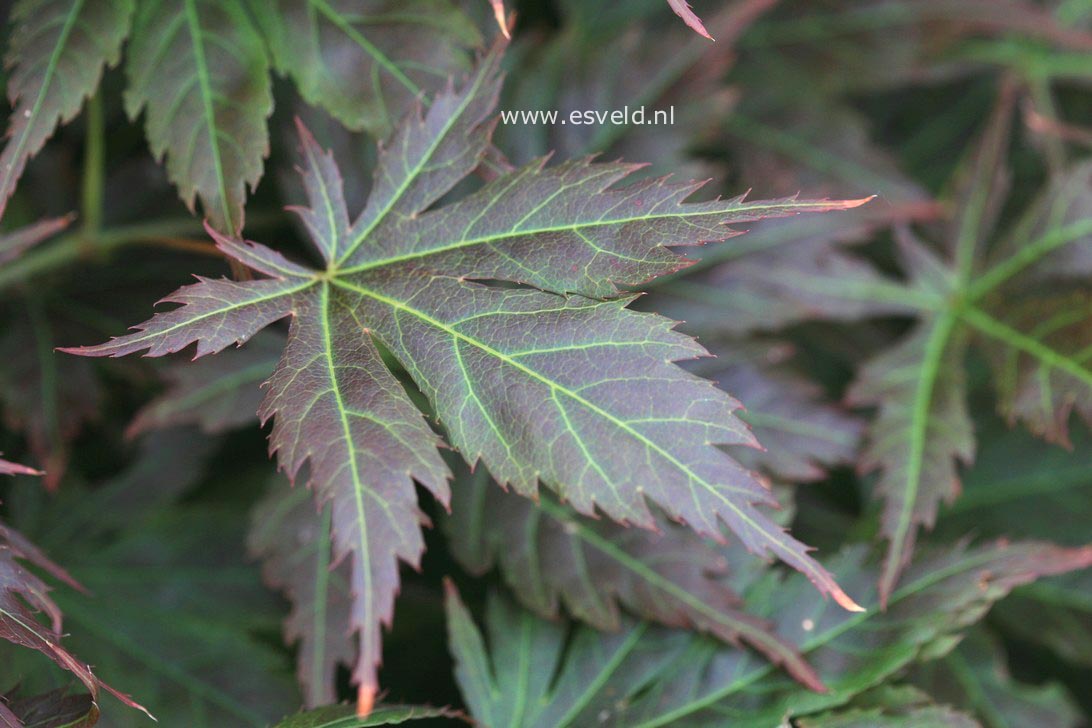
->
81, 92, 105, 237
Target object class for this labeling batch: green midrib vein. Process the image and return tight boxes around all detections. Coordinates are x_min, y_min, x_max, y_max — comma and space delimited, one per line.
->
882, 309, 959, 598
184, 0, 233, 228
318, 281, 374, 671
334, 49, 489, 266
335, 199, 867, 277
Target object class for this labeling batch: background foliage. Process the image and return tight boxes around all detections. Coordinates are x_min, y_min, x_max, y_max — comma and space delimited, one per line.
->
0, 0, 1091, 726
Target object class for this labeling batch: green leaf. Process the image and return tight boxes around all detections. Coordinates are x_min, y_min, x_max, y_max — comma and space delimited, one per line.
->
124, 0, 273, 233
935, 421, 1092, 667
5, 429, 294, 727
447, 540, 1092, 728
798, 686, 979, 728
445, 463, 825, 692
271, 704, 458, 728
0, 0, 134, 222
64, 46, 872, 703
847, 313, 974, 606
909, 627, 1081, 728
250, 0, 480, 138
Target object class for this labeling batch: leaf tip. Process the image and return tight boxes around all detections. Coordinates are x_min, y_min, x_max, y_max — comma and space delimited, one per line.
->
356, 683, 376, 718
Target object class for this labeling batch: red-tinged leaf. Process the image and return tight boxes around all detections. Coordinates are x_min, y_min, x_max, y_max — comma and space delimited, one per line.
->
667, 0, 713, 40
0, 523, 82, 593
250, 0, 480, 139
0, 0, 133, 223
0, 215, 72, 267
249, 483, 355, 708
0, 457, 40, 477
0, 548, 151, 722
124, 0, 273, 233
65, 46, 872, 700
445, 464, 825, 693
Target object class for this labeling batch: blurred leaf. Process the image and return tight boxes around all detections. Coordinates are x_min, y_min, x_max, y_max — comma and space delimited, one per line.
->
3, 688, 98, 728
445, 464, 824, 692
5, 428, 294, 727
271, 703, 459, 727
128, 330, 281, 437
250, 0, 480, 139
0, 0, 133, 222
249, 483, 353, 709
910, 627, 1081, 728
447, 539, 1091, 727
0, 216, 72, 268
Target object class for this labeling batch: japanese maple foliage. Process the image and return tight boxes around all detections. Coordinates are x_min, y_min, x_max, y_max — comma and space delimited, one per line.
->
0, 1, 1090, 727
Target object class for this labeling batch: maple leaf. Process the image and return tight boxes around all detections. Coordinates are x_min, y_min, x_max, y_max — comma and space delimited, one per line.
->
0, 523, 150, 722
124, 0, 273, 234
910, 627, 1082, 728
63, 46, 871, 706
0, 0, 133, 223
249, 482, 354, 708
446, 539, 1092, 728
270, 704, 457, 728
445, 462, 825, 693
6, 428, 295, 726
673, 83, 1092, 603
250, 0, 481, 139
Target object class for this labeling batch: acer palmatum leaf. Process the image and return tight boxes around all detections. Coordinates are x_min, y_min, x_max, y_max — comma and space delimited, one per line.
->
0, 541, 151, 722
446, 464, 825, 692
250, 0, 481, 138
0, 1, 132, 223
448, 540, 1092, 727
125, 0, 272, 233
64, 45, 871, 706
